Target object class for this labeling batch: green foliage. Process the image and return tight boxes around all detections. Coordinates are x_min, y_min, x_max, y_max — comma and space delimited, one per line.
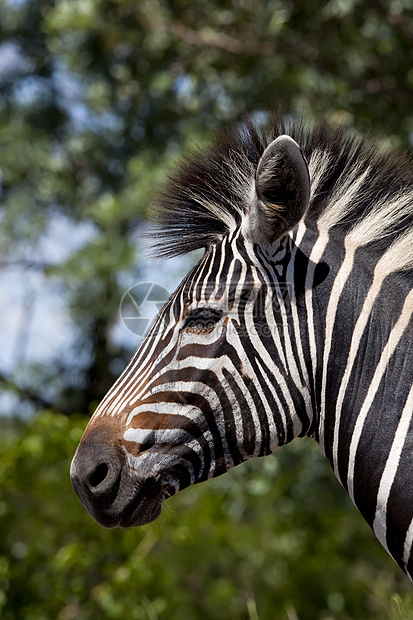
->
1, 411, 412, 619
2, 1, 413, 617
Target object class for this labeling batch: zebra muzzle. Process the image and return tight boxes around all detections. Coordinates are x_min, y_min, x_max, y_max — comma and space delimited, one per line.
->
70, 432, 163, 528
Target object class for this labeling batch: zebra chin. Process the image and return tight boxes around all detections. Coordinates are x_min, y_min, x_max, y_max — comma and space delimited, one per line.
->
69, 436, 171, 529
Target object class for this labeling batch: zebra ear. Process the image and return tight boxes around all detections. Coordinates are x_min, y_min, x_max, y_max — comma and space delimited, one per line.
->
247, 135, 310, 245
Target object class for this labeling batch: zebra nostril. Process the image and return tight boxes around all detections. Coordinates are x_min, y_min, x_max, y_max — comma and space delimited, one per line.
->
70, 437, 127, 527
88, 463, 110, 488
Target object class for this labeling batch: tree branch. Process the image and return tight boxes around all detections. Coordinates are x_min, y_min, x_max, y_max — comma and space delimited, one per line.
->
0, 371, 55, 411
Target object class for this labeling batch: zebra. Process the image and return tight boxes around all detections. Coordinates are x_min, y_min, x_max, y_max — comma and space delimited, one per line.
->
70, 115, 413, 579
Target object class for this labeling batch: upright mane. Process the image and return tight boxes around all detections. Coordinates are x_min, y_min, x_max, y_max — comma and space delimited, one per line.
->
150, 115, 413, 272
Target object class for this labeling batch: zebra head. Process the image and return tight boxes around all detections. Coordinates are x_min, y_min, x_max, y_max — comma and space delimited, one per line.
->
71, 118, 413, 579
70, 133, 312, 528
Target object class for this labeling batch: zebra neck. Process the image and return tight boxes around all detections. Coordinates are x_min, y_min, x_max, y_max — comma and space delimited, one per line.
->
302, 226, 413, 531
301, 230, 413, 574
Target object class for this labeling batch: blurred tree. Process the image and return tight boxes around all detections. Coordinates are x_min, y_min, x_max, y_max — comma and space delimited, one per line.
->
1, 1, 413, 615
1, 0, 413, 414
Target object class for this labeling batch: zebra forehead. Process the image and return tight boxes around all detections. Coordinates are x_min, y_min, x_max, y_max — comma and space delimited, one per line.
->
149, 114, 413, 274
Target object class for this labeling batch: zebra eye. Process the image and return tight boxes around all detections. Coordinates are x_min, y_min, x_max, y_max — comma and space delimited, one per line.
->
183, 307, 223, 334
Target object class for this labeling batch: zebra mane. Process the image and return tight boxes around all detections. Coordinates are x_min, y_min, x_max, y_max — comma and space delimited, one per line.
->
149, 115, 413, 271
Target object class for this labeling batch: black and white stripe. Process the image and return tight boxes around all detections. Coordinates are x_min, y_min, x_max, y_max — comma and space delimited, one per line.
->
71, 116, 413, 578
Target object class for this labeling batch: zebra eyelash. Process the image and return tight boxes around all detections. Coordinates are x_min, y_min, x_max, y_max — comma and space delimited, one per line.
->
183, 307, 224, 334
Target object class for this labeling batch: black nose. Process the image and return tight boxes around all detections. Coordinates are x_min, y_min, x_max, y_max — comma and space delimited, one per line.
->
70, 437, 125, 527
